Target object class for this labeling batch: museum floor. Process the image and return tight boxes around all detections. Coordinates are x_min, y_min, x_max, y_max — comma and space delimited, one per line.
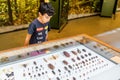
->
0, 12, 120, 51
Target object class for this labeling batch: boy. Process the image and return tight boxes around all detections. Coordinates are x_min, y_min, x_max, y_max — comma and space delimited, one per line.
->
24, 2, 55, 46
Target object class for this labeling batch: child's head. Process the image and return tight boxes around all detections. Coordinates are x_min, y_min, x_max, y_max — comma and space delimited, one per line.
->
38, 2, 55, 24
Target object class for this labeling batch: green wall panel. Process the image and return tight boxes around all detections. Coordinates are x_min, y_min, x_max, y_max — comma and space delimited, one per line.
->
101, 0, 116, 17
50, 0, 69, 29
49, 0, 59, 29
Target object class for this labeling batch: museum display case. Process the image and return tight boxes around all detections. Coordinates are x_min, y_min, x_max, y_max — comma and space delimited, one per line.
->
68, 0, 102, 19
117, 0, 120, 10
0, 34, 120, 80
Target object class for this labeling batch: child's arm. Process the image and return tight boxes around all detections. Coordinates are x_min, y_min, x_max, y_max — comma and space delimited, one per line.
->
46, 34, 48, 41
24, 33, 32, 46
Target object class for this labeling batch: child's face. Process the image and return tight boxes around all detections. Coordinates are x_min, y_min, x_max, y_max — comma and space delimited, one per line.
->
39, 13, 52, 24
